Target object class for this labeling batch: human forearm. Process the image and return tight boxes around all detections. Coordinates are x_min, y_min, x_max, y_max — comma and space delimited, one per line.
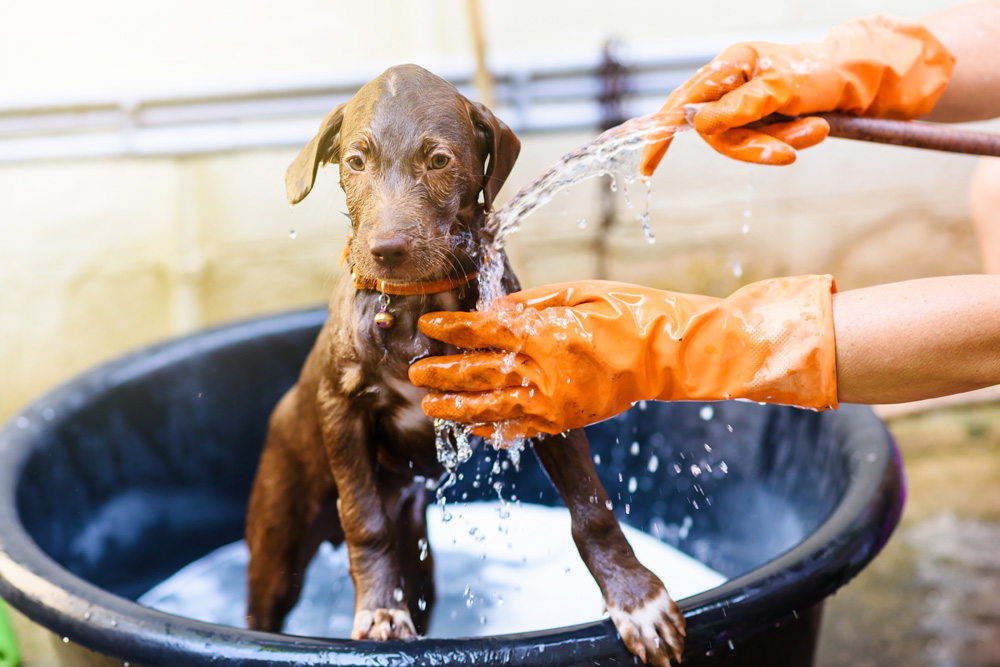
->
920, 1, 1000, 122
834, 275, 1000, 404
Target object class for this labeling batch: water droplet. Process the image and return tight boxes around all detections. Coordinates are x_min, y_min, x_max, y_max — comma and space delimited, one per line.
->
418, 597, 427, 611
593, 454, 601, 465
42, 408, 56, 421
393, 588, 404, 602
704, 443, 712, 452
624, 503, 631, 514
418, 537, 429, 561
641, 211, 655, 244
628, 477, 638, 493
15, 416, 29, 429
630, 441, 640, 456
576, 218, 587, 229
605, 500, 614, 510
732, 262, 743, 278
289, 229, 297, 239
62, 637, 69, 644
690, 464, 703, 477
728, 639, 735, 650
719, 461, 729, 474
479, 614, 487, 625
741, 223, 750, 234
699, 405, 714, 421
743, 207, 752, 218
678, 515, 693, 539
647, 455, 659, 473
726, 424, 734, 433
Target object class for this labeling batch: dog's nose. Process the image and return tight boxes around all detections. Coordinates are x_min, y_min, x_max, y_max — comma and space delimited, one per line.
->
369, 236, 412, 267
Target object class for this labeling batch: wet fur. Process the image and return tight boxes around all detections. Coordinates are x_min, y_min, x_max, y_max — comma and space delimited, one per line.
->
245, 64, 685, 664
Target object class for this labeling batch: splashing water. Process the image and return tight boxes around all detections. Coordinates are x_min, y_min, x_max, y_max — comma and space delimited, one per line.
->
433, 110, 692, 492
433, 419, 475, 520
434, 416, 526, 518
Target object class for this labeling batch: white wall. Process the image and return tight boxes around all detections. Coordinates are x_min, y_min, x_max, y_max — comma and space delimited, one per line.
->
0, 0, 960, 102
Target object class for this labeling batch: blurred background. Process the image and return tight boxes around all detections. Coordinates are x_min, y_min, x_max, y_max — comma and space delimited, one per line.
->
1, 1, 998, 665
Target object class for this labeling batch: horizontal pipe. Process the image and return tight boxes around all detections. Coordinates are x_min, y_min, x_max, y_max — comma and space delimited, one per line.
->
0, 51, 718, 163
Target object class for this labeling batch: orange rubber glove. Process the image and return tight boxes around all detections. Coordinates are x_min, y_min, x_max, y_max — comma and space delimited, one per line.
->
641, 14, 955, 174
409, 275, 838, 439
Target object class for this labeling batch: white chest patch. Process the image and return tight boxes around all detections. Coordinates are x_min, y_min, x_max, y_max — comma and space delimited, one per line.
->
387, 377, 431, 435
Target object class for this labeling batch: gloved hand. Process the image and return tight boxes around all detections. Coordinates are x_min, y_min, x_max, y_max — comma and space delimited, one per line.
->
409, 275, 839, 438
641, 15, 955, 174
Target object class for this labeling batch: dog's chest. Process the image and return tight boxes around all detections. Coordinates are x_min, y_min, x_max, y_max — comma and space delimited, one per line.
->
345, 290, 463, 442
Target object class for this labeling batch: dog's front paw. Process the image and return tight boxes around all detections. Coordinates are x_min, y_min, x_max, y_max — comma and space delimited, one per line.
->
607, 588, 686, 665
351, 608, 416, 640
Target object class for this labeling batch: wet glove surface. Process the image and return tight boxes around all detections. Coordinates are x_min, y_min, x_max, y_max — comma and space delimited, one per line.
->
409, 276, 839, 438
641, 15, 955, 173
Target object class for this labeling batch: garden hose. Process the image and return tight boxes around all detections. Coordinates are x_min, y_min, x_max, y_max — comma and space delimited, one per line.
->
0, 599, 19, 667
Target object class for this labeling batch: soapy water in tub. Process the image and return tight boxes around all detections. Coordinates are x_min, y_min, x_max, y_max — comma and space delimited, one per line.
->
140, 502, 724, 638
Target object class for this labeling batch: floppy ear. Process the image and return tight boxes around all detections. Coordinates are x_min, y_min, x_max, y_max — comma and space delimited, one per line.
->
468, 101, 520, 212
285, 103, 347, 205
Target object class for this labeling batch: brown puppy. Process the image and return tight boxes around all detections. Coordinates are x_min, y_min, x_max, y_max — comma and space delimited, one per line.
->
244, 64, 685, 665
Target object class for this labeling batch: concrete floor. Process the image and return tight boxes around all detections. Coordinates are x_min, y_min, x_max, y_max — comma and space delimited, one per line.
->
6, 400, 1000, 667
817, 401, 1000, 667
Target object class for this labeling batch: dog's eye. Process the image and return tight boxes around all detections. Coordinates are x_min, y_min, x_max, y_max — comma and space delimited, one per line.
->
347, 156, 365, 171
429, 154, 450, 170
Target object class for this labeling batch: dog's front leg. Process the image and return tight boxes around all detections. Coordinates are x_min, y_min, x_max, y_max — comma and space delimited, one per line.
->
533, 429, 686, 665
317, 378, 415, 640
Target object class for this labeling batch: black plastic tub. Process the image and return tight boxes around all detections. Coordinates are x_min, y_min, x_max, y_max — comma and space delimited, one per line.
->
0, 309, 903, 666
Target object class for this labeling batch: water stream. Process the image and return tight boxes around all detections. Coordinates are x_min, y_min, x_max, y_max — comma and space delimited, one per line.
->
433, 109, 693, 485
482, 108, 692, 306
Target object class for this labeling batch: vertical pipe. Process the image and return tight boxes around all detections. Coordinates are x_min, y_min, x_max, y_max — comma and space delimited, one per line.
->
465, 0, 496, 109
596, 40, 629, 280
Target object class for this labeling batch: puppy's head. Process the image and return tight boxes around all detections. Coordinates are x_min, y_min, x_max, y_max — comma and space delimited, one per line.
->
286, 64, 520, 284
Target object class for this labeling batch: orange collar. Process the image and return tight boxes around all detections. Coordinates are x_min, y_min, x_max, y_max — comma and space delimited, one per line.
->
351, 269, 478, 296
342, 238, 477, 296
